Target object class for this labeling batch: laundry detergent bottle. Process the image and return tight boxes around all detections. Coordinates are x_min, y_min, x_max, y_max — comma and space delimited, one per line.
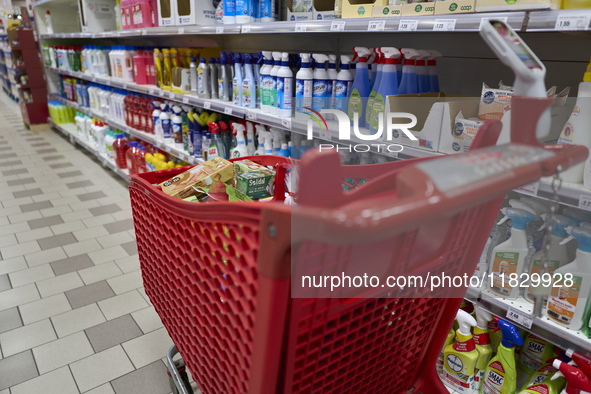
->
548, 226, 591, 329
295, 53, 313, 117
348, 47, 371, 127
481, 319, 523, 394
474, 307, 494, 391
441, 310, 479, 393
312, 54, 329, 114
369, 47, 400, 135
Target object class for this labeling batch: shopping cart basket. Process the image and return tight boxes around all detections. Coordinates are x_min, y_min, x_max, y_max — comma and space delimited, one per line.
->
129, 96, 587, 394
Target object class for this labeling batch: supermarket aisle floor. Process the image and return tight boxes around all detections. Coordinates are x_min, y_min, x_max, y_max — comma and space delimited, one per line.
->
0, 94, 195, 394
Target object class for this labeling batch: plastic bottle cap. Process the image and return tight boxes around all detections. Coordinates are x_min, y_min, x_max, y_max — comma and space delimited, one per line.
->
497, 319, 523, 348
475, 307, 493, 329
456, 309, 476, 336
571, 227, 591, 253
547, 215, 577, 238
505, 208, 536, 230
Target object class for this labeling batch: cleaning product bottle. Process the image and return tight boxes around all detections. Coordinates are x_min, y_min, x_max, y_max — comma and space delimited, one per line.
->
190, 56, 198, 95
260, 51, 273, 113
278, 143, 289, 157
489, 208, 536, 298
198, 57, 210, 99
255, 128, 266, 155
548, 227, 591, 329
268, 52, 281, 115
335, 55, 353, 113
160, 103, 171, 141
369, 48, 379, 92
230, 124, 248, 158
246, 124, 256, 156
519, 333, 556, 376
520, 357, 564, 393
172, 106, 183, 144
233, 53, 243, 106
277, 52, 293, 118
154, 48, 163, 88
399, 48, 421, 95
366, 48, 383, 127
242, 53, 256, 108
162, 48, 172, 89
526, 215, 576, 304
441, 310, 479, 393
208, 58, 218, 100
565, 349, 591, 377
369, 47, 400, 134
295, 53, 313, 118
551, 360, 591, 394
427, 50, 442, 93
474, 307, 494, 391
569, 59, 591, 187
254, 53, 262, 108
438, 327, 455, 376
208, 122, 227, 159
416, 49, 431, 94
327, 54, 338, 111
219, 52, 231, 102
348, 47, 371, 127
481, 319, 523, 394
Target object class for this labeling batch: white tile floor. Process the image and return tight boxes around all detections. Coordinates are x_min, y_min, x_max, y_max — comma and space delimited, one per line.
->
0, 93, 199, 393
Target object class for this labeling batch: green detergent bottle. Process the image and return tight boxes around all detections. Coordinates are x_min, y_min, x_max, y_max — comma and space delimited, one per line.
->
481, 319, 523, 394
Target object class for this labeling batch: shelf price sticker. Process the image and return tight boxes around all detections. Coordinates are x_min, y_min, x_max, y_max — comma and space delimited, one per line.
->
281, 117, 292, 129
122, 84, 128, 90
517, 181, 539, 196
224, 107, 233, 115
295, 23, 307, 32
398, 20, 419, 31
368, 20, 386, 31
479, 16, 508, 30
165, 145, 172, 153
579, 195, 591, 211
69, 135, 75, 145
203, 101, 211, 110
148, 88, 154, 95
319, 129, 331, 141
216, 26, 224, 34
506, 306, 533, 329
433, 19, 456, 32
168, 92, 175, 99
555, 13, 591, 31
331, 21, 346, 31
246, 111, 257, 121
242, 25, 251, 33
178, 27, 185, 34
182, 97, 190, 104
91, 77, 97, 83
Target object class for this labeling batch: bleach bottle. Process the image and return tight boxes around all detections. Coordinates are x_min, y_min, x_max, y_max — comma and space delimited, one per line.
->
270, 52, 281, 115
312, 54, 329, 114
399, 48, 420, 95
295, 53, 313, 117
260, 51, 273, 113
427, 50, 442, 93
327, 54, 338, 111
482, 319, 523, 394
242, 53, 256, 108
219, 52, 231, 102
232, 53, 243, 106
473, 307, 493, 391
335, 55, 353, 113
441, 310, 478, 393
366, 48, 383, 127
277, 52, 293, 118
348, 47, 371, 127
369, 47, 400, 134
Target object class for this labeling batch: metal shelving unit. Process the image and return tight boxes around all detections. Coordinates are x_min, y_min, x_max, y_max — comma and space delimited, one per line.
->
527, 9, 591, 31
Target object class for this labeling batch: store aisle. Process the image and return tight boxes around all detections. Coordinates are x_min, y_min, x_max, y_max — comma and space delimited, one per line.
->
0, 94, 192, 394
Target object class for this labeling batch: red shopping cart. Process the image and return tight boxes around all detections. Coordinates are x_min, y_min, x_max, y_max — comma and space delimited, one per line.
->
129, 96, 587, 394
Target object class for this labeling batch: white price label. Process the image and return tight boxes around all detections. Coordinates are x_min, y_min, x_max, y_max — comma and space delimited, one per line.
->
517, 181, 539, 196
242, 25, 251, 33
433, 19, 456, 31
224, 107, 233, 115
368, 20, 385, 31
91, 77, 97, 82
159, 90, 166, 97
319, 130, 331, 141
246, 112, 256, 121
182, 97, 190, 104
295, 23, 307, 32
106, 80, 112, 86
122, 84, 127, 90
69, 135, 75, 144
204, 101, 211, 109
178, 27, 185, 34
555, 14, 591, 31
168, 92, 175, 99
579, 195, 591, 211
165, 145, 172, 153
331, 21, 346, 31
148, 89, 154, 95
281, 117, 292, 129
506, 306, 533, 329
216, 26, 224, 34
398, 20, 418, 31
479, 16, 508, 30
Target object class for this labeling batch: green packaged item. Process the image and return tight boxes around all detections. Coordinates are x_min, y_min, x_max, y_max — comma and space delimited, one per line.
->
236, 171, 275, 200
192, 182, 253, 202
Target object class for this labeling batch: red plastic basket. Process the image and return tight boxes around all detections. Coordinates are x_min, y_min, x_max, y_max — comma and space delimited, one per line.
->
129, 97, 587, 394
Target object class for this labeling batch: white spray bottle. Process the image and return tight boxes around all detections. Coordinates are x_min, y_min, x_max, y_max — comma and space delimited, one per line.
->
245, 122, 256, 155
335, 55, 353, 113
296, 53, 313, 118
399, 48, 420, 95
328, 54, 338, 111
312, 54, 329, 114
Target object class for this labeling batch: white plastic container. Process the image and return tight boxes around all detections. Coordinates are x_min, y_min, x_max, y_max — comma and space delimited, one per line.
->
277, 52, 293, 118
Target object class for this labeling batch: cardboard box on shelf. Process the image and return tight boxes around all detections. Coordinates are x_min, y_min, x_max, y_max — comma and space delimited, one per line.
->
434, 0, 476, 14
175, 0, 216, 25
401, 2, 435, 16
79, 0, 117, 32
342, 0, 388, 18
287, 0, 336, 20
157, 0, 176, 26
372, 5, 403, 16
475, 0, 560, 12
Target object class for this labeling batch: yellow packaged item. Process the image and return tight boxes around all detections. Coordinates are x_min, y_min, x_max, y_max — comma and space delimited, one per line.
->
159, 157, 233, 199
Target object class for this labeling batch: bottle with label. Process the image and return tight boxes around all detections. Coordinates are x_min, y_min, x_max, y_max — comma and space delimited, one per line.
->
551, 360, 591, 394
441, 310, 479, 393
295, 53, 313, 118
242, 53, 256, 108
526, 215, 576, 304
233, 53, 243, 106
481, 319, 523, 394
369, 47, 400, 135
269, 52, 281, 115
474, 307, 493, 391
438, 328, 455, 376
198, 57, 210, 99
208, 122, 226, 160
190, 56, 197, 95
366, 48, 382, 127
260, 51, 273, 113
548, 227, 591, 329
399, 48, 421, 95
489, 208, 536, 298
311, 54, 329, 115
277, 52, 293, 118
520, 358, 564, 393
219, 52, 231, 102
160, 103, 172, 141
327, 54, 338, 112
230, 124, 248, 158
519, 333, 556, 376
348, 47, 371, 127
335, 55, 353, 114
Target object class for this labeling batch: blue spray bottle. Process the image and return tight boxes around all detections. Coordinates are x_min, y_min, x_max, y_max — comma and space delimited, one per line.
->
369, 48, 378, 92
232, 53, 243, 106
253, 53, 262, 108
241, 53, 256, 108
348, 47, 371, 127
427, 50, 442, 93
366, 48, 383, 127
335, 55, 353, 113
416, 49, 431, 94
312, 54, 329, 114
368, 47, 400, 134
399, 48, 420, 95
395, 50, 403, 87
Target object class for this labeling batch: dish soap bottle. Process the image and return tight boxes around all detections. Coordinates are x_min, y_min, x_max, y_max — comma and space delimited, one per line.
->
481, 318, 523, 394
489, 208, 536, 298
474, 307, 493, 392
548, 227, 591, 329
441, 310, 478, 393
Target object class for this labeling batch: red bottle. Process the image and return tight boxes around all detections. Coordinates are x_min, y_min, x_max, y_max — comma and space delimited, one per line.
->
124, 94, 133, 126
135, 146, 147, 173
125, 141, 140, 174
145, 49, 156, 85
131, 94, 140, 130
112, 134, 128, 169
133, 50, 148, 85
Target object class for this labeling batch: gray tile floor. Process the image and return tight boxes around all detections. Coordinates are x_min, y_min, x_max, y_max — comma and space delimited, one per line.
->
0, 94, 199, 393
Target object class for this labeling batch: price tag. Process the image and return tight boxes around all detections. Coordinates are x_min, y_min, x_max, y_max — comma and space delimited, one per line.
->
242, 25, 251, 33
182, 97, 190, 104
159, 90, 166, 97
216, 26, 224, 34
295, 23, 307, 32
433, 19, 456, 31
506, 306, 533, 329
281, 117, 292, 129
368, 20, 385, 31
148, 89, 154, 95
398, 20, 418, 31
122, 84, 127, 90
555, 14, 591, 31
168, 92, 175, 99
331, 21, 346, 31
579, 195, 591, 211
204, 101, 211, 109
319, 130, 331, 141
69, 135, 75, 144
479, 16, 508, 30
517, 181, 539, 196
106, 80, 112, 86
165, 145, 172, 153
91, 77, 97, 82
224, 107, 233, 115
177, 27, 184, 34
246, 111, 256, 121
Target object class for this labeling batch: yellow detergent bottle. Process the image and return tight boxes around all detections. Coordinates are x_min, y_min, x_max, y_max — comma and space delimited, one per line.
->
481, 318, 523, 394
162, 48, 172, 89
519, 333, 555, 375
474, 308, 494, 391
519, 358, 565, 394
441, 310, 479, 393
438, 328, 455, 376
154, 48, 163, 88
171, 48, 178, 68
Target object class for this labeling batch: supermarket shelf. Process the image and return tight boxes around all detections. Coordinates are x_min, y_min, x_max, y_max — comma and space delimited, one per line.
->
513, 176, 591, 210
50, 94, 203, 165
47, 67, 441, 160
527, 9, 591, 31
48, 118, 130, 181
40, 24, 241, 39
464, 287, 591, 355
